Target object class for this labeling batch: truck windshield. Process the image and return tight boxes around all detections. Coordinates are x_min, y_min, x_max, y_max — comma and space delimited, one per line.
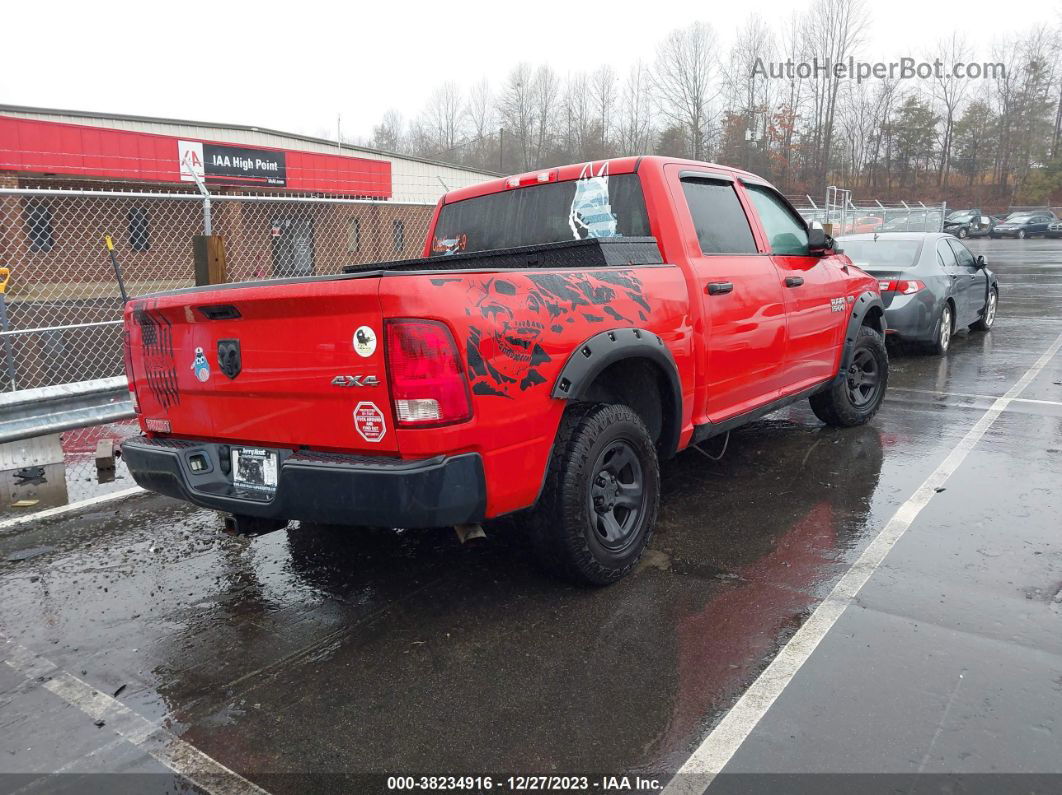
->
841, 239, 923, 271
430, 173, 651, 255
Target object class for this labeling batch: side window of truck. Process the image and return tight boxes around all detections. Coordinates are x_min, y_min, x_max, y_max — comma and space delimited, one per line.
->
680, 178, 757, 255
744, 184, 810, 256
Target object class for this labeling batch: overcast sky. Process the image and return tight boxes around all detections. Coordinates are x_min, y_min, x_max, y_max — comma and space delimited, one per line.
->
4, 0, 1058, 143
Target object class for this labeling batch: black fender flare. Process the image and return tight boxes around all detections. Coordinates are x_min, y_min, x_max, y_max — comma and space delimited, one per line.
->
840, 290, 886, 372
552, 328, 682, 457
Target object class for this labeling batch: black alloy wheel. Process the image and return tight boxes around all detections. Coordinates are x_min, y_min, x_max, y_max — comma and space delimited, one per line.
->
846, 347, 883, 408
588, 440, 646, 551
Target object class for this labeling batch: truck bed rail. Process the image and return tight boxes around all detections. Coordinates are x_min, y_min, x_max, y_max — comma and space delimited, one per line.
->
342, 237, 664, 274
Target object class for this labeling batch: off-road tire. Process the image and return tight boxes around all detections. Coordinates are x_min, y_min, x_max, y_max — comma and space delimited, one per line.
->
809, 325, 888, 427
529, 403, 660, 585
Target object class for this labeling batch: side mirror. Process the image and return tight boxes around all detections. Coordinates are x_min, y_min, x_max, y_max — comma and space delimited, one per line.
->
976, 255, 987, 268
808, 224, 831, 256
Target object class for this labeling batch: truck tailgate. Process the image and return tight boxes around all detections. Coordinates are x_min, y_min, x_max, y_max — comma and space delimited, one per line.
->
126, 276, 397, 453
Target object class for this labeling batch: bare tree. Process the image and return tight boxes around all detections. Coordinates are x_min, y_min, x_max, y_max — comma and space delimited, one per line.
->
930, 34, 971, 190
653, 21, 720, 160
839, 80, 877, 188
362, 10, 1062, 204
464, 78, 497, 167
423, 81, 465, 155
530, 65, 562, 166
618, 61, 655, 155
466, 78, 495, 142
590, 65, 619, 156
772, 10, 810, 189
990, 35, 1020, 192
563, 72, 594, 160
729, 16, 776, 135
498, 63, 536, 169
371, 110, 406, 153
804, 0, 870, 186
1053, 19, 1062, 159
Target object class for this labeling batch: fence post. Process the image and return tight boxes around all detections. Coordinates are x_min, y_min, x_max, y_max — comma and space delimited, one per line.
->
183, 156, 213, 235
0, 267, 16, 390
193, 236, 227, 286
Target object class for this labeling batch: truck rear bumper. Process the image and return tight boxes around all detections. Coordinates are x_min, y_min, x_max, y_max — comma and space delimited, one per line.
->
121, 436, 486, 528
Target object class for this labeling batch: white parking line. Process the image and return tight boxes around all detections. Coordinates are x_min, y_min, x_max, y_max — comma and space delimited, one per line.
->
1, 633, 267, 795
888, 387, 1062, 408
0, 487, 144, 535
663, 330, 1062, 795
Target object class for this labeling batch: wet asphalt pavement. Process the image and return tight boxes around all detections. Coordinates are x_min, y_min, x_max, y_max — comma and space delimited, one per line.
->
1, 238, 1060, 793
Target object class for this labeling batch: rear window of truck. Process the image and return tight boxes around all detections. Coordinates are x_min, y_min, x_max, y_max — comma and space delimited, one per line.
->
431, 173, 651, 255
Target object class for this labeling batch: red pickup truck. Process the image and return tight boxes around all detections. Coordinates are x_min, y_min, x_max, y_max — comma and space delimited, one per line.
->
121, 156, 887, 585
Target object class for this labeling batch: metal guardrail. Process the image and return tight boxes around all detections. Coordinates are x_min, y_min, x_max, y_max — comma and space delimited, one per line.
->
0, 377, 134, 444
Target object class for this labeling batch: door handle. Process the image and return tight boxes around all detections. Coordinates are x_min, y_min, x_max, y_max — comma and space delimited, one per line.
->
706, 282, 733, 295
785, 276, 805, 287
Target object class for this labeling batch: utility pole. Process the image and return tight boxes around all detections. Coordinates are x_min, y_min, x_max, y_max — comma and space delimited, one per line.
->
499, 128, 505, 172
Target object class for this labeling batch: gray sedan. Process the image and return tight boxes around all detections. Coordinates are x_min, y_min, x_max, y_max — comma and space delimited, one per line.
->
837, 232, 999, 355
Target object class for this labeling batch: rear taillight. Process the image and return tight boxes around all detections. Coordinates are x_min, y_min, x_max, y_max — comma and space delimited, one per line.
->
385, 319, 472, 427
878, 279, 925, 295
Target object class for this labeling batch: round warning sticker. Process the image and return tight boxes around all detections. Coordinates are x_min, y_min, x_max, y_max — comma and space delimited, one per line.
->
353, 326, 377, 357
354, 401, 387, 443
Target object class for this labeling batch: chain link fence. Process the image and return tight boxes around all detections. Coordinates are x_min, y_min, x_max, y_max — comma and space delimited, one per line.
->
789, 192, 947, 236
0, 183, 434, 392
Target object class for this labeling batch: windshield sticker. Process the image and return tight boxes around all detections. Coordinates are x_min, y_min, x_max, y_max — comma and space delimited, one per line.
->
432, 234, 467, 256
191, 346, 211, 383
569, 162, 618, 240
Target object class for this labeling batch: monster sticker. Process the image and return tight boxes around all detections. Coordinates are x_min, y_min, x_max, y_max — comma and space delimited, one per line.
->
191, 347, 211, 382
569, 162, 618, 240
462, 271, 650, 398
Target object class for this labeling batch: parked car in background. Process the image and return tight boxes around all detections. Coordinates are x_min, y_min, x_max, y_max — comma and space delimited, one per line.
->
838, 232, 998, 355
990, 212, 1056, 238
1046, 219, 1062, 238
842, 215, 884, 234
880, 211, 944, 232
943, 209, 994, 238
